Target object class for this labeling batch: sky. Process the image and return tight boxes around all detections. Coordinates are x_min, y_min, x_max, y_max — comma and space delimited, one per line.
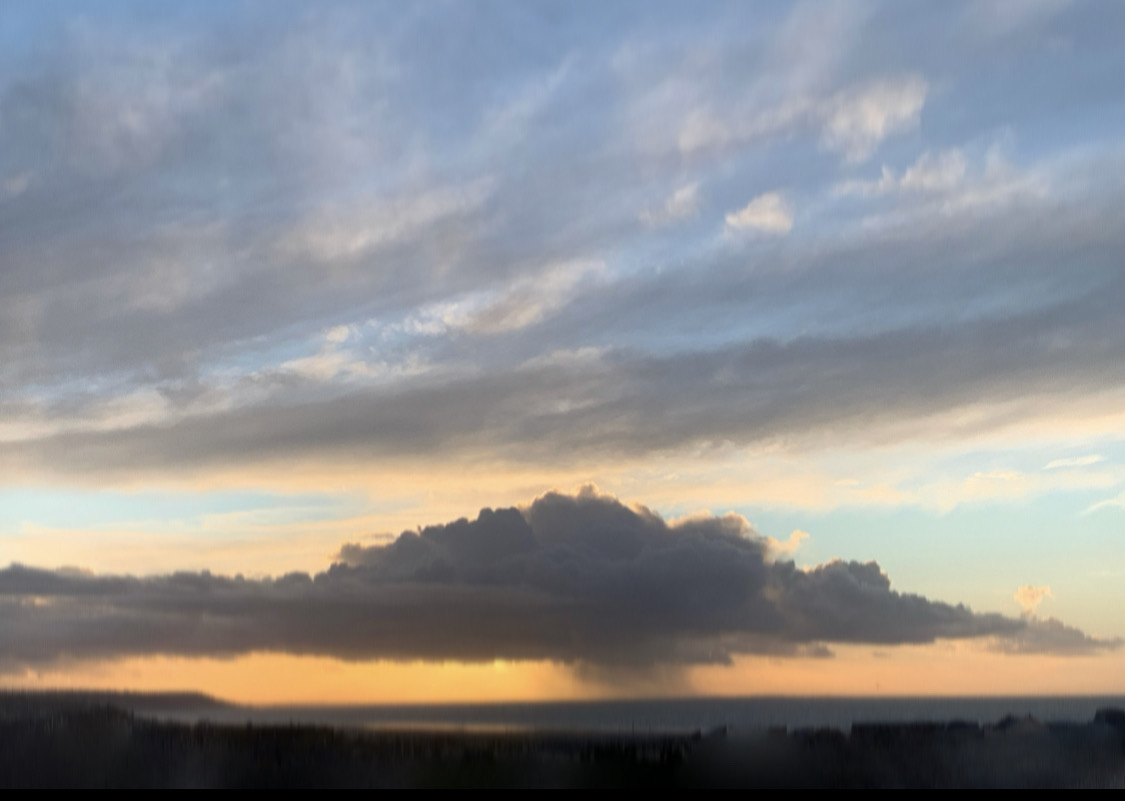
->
1, 0, 1125, 703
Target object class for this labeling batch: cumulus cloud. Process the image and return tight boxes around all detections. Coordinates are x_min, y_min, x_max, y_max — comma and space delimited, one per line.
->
0, 488, 1111, 672
725, 192, 794, 235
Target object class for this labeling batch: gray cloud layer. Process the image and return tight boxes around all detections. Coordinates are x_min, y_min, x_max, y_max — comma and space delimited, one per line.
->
0, 489, 1113, 670
9, 259, 1124, 478
2, 3, 1125, 480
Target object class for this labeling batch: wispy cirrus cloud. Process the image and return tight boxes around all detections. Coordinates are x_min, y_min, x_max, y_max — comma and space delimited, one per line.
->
674, 75, 927, 163
1044, 454, 1105, 470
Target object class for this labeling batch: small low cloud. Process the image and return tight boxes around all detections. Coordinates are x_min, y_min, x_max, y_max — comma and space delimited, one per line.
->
1014, 584, 1052, 615
998, 586, 1118, 654
725, 192, 793, 235
820, 76, 928, 163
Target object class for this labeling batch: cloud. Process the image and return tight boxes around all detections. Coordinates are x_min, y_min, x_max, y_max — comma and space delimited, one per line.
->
399, 259, 606, 337
276, 180, 494, 263
998, 585, 1120, 654
639, 183, 700, 228
58, 33, 227, 176
766, 529, 809, 559
836, 150, 967, 197
677, 109, 735, 155
820, 76, 927, 163
0, 488, 1110, 671
1085, 491, 1125, 515
1044, 454, 1104, 470
673, 75, 927, 164
845, 148, 1051, 235
994, 615, 1118, 655
481, 56, 574, 146
725, 192, 793, 235
1014, 584, 1052, 615
7, 253, 1125, 481
2, 6, 1125, 505
900, 149, 968, 192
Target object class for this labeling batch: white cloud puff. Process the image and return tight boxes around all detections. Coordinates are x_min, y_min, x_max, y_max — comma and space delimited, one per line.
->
1014, 584, 1052, 615
725, 192, 794, 235
821, 76, 928, 163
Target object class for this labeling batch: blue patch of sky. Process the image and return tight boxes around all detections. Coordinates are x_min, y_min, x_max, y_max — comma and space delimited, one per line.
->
204, 325, 338, 379
733, 493, 1124, 623
16, 368, 154, 407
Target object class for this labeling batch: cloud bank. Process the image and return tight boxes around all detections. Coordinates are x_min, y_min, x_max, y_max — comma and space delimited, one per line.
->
1, 3, 1124, 488
0, 489, 1113, 671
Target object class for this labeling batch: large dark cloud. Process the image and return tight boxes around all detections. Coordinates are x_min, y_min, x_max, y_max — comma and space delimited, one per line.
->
0, 489, 1113, 670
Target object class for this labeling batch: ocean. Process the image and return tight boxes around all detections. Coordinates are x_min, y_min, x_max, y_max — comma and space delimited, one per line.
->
147, 696, 1125, 734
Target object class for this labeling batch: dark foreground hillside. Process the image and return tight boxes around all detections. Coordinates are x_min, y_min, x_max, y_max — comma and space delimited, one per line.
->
0, 694, 1122, 787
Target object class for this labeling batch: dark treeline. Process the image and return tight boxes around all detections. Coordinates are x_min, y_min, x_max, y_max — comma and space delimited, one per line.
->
0, 693, 1122, 787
